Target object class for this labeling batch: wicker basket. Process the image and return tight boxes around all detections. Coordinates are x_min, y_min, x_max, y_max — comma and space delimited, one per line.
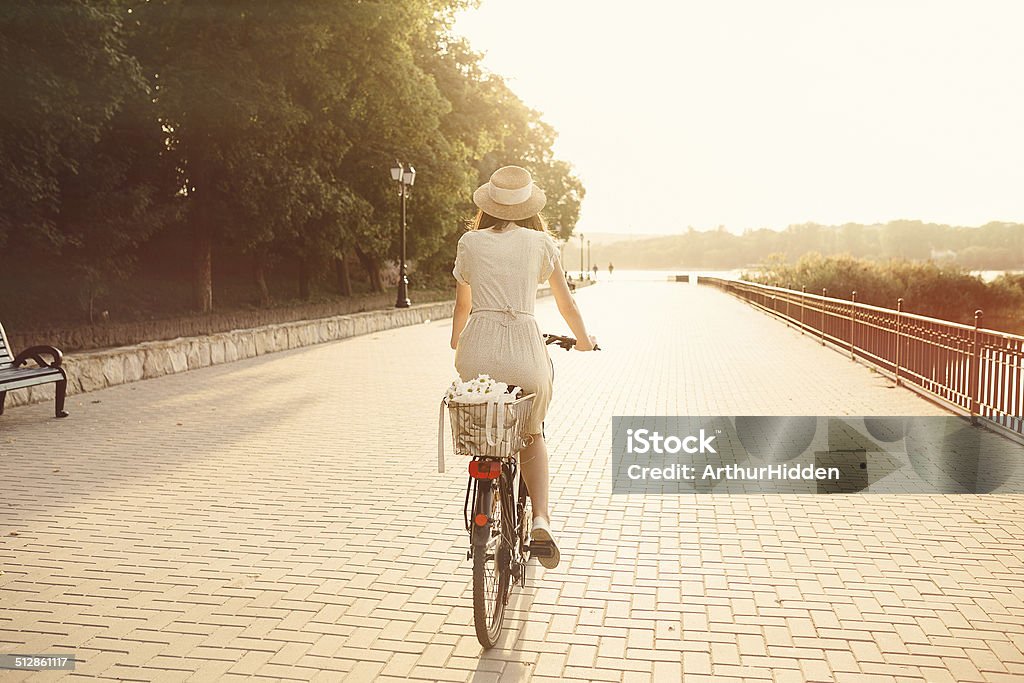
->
444, 393, 536, 461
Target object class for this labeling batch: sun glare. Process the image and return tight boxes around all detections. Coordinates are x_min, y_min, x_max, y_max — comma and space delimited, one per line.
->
454, 0, 1024, 234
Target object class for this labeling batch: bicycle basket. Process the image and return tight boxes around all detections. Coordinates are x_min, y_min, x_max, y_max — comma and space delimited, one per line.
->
444, 393, 536, 462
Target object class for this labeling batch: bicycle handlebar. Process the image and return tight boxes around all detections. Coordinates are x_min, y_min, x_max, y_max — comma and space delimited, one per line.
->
543, 333, 600, 351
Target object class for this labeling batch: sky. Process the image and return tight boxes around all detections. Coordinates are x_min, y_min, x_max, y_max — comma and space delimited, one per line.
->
452, 1, 1024, 235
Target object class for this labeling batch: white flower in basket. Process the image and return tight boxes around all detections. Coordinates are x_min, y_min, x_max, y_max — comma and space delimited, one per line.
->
437, 374, 530, 472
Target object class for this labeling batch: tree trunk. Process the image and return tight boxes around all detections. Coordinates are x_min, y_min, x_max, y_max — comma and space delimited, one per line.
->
370, 264, 382, 293
298, 257, 311, 300
192, 222, 213, 313
354, 245, 383, 293
252, 251, 271, 307
335, 253, 352, 296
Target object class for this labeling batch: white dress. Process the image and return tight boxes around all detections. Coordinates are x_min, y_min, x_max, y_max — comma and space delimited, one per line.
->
452, 224, 560, 434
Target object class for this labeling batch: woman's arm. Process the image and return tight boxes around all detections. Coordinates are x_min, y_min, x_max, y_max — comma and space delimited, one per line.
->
451, 282, 472, 350
548, 258, 597, 351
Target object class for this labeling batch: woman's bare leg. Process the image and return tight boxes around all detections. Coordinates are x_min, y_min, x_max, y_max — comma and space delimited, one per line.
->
519, 433, 550, 522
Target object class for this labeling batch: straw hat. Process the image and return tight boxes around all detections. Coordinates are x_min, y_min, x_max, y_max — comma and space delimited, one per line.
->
473, 166, 546, 221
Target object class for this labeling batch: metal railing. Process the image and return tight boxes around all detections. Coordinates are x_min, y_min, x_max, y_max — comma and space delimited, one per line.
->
700, 277, 1024, 437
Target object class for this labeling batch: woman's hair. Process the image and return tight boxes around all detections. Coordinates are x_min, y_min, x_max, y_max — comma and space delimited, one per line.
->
468, 209, 550, 234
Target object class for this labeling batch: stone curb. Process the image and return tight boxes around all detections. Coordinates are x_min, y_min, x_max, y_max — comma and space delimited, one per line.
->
5, 283, 586, 409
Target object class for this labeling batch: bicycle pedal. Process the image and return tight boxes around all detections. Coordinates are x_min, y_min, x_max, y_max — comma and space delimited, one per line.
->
529, 543, 554, 557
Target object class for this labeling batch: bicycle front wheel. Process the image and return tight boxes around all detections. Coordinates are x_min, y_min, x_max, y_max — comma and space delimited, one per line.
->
472, 476, 511, 649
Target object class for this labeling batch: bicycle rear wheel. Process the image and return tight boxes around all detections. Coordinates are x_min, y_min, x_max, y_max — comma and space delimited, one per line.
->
472, 474, 511, 649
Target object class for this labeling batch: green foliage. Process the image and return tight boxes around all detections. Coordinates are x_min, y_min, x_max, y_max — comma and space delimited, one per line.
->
0, 0, 585, 319
0, 1, 168, 251
746, 254, 1024, 327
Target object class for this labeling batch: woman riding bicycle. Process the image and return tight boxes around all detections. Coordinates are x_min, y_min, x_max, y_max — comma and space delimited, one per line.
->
450, 165, 597, 569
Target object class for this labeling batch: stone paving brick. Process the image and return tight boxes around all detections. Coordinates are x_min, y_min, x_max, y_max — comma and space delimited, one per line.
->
1, 281, 1022, 681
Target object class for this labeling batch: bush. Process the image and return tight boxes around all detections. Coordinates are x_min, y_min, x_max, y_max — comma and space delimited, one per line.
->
746, 254, 1024, 329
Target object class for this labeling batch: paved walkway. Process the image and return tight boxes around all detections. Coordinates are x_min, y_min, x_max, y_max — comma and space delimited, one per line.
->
1, 280, 1022, 682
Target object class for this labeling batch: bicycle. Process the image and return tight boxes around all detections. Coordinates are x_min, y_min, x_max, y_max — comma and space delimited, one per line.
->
443, 334, 598, 649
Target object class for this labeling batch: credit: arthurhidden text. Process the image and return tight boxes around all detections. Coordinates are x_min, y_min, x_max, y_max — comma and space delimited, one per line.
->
627, 463, 841, 481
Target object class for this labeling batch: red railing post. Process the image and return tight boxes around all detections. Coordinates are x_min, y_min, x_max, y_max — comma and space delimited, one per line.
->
821, 288, 828, 345
799, 286, 806, 334
850, 291, 857, 360
785, 284, 791, 321
970, 309, 983, 423
894, 298, 903, 386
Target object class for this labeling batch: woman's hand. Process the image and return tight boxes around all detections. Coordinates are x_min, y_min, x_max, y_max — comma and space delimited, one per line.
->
575, 334, 598, 351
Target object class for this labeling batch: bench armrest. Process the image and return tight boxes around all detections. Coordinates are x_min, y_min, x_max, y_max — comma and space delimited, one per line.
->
13, 345, 64, 369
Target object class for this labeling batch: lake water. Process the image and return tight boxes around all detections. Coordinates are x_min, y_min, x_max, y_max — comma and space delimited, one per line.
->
577, 269, 1021, 284
573, 269, 744, 282
973, 270, 1022, 283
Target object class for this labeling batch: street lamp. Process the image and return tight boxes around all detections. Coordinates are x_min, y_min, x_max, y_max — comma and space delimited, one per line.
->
578, 233, 585, 280
587, 239, 592, 280
391, 161, 416, 308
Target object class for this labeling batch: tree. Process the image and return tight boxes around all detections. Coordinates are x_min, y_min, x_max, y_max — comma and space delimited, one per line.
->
58, 90, 178, 321
2, 0, 588, 321
131, 1, 343, 311
1, 1, 133, 250
0, 1, 173, 319
534, 159, 585, 242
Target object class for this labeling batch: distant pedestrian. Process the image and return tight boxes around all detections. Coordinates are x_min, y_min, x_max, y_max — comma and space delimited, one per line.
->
608, 262, 614, 276
592, 264, 598, 279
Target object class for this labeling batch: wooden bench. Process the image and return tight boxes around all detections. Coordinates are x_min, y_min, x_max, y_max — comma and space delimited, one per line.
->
0, 322, 69, 419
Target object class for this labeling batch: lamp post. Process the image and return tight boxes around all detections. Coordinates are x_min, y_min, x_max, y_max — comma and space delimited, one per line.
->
578, 233, 585, 279
587, 239, 592, 280
391, 161, 416, 308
